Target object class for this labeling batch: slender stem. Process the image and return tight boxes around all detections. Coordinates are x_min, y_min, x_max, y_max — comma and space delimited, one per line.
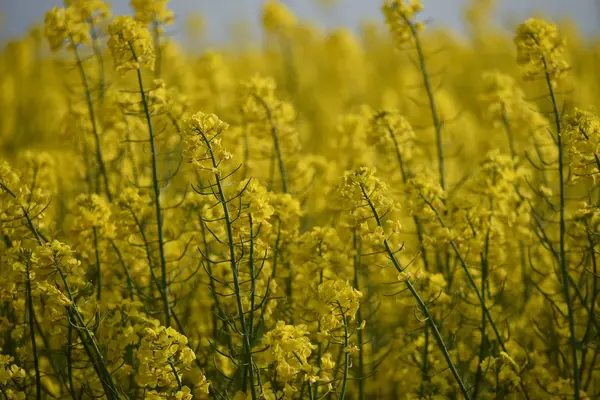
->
242, 215, 257, 392
169, 359, 183, 390
32, 314, 71, 396
501, 106, 517, 159
339, 311, 350, 400
386, 122, 432, 395
200, 222, 230, 346
89, 20, 106, 104
130, 43, 172, 327
406, 20, 445, 190
152, 21, 163, 79
360, 185, 470, 399
255, 95, 288, 193
387, 125, 407, 183
61, 273, 119, 399
93, 227, 102, 332
423, 198, 505, 348
579, 234, 596, 383
270, 116, 288, 194
72, 42, 112, 202
5, 186, 119, 399
314, 269, 324, 400
352, 230, 365, 400
386, 123, 429, 271
473, 219, 491, 398
67, 323, 75, 398
199, 132, 258, 400
128, 207, 163, 310
500, 109, 532, 309
424, 196, 536, 398
248, 215, 257, 344
110, 240, 136, 300
543, 55, 580, 400
2, 183, 119, 399
25, 260, 41, 400
419, 325, 430, 398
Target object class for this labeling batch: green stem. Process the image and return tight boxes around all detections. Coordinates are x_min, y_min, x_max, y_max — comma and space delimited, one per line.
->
72, 42, 112, 201
242, 215, 257, 393
199, 132, 258, 400
352, 230, 365, 400
130, 42, 172, 327
501, 106, 517, 159
110, 240, 136, 300
93, 227, 102, 332
543, 55, 580, 400
255, 95, 288, 193
89, 20, 106, 104
424, 196, 534, 399
3, 183, 119, 399
169, 359, 183, 390
67, 323, 75, 398
386, 121, 433, 396
423, 198, 504, 348
579, 225, 598, 386
339, 311, 350, 400
473, 217, 492, 398
25, 260, 41, 400
385, 123, 430, 271
152, 21, 163, 79
419, 325, 429, 398
499, 109, 533, 308
407, 20, 445, 190
361, 185, 470, 399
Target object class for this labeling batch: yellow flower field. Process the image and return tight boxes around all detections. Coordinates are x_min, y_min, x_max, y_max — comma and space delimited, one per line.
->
0, 0, 599, 398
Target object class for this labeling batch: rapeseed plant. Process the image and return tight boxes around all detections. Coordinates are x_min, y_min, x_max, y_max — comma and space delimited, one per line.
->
0, 0, 599, 398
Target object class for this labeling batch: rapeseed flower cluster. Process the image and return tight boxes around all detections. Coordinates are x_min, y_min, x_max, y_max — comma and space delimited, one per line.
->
108, 16, 155, 73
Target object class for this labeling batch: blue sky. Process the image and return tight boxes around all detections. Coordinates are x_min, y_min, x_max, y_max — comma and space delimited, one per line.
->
0, 0, 598, 45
